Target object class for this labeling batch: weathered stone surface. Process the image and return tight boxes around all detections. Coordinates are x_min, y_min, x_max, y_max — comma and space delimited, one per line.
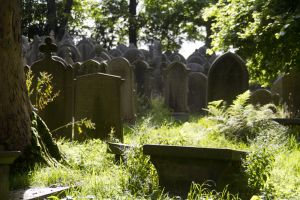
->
107, 57, 136, 121
249, 89, 273, 105
31, 38, 74, 138
164, 61, 189, 112
133, 59, 151, 96
123, 48, 144, 63
76, 38, 95, 61
143, 144, 247, 198
74, 73, 123, 141
188, 72, 208, 113
208, 52, 249, 104
187, 63, 205, 73
77, 59, 106, 76
271, 72, 300, 117
57, 43, 81, 63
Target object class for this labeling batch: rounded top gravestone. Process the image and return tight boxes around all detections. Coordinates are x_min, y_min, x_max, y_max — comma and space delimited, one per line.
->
208, 52, 249, 105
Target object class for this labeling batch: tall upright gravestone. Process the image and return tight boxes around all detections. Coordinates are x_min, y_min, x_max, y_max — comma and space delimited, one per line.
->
133, 59, 151, 97
164, 61, 190, 114
107, 57, 136, 122
74, 73, 123, 141
271, 72, 300, 117
31, 37, 74, 138
208, 52, 249, 104
188, 72, 208, 113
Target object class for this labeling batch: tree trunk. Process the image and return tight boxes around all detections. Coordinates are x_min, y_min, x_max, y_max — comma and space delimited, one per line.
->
46, 0, 57, 34
205, 21, 212, 48
128, 0, 138, 47
57, 0, 73, 41
0, 0, 31, 151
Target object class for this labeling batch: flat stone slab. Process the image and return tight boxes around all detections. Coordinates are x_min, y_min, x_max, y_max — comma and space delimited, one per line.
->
9, 186, 70, 200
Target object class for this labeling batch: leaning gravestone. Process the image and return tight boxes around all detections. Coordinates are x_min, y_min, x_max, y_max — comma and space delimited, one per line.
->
57, 43, 81, 63
271, 72, 300, 117
164, 61, 190, 119
74, 73, 123, 141
208, 52, 249, 104
107, 57, 136, 122
30, 37, 74, 139
188, 72, 208, 113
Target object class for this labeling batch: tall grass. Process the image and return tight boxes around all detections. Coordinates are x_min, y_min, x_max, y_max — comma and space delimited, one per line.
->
11, 92, 300, 199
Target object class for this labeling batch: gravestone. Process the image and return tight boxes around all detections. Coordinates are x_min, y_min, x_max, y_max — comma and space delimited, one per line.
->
28, 35, 43, 65
57, 44, 81, 63
91, 45, 111, 62
187, 54, 208, 66
123, 48, 144, 63
76, 38, 95, 61
271, 72, 300, 117
188, 72, 208, 113
133, 59, 152, 97
30, 37, 74, 138
208, 52, 249, 104
107, 57, 136, 122
249, 89, 273, 105
77, 59, 106, 76
187, 63, 205, 73
164, 61, 190, 115
74, 73, 123, 141
109, 48, 123, 57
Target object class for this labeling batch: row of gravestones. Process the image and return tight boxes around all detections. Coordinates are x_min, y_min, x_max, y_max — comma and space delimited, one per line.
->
29, 38, 128, 141
162, 51, 300, 119
22, 32, 216, 97
28, 37, 300, 141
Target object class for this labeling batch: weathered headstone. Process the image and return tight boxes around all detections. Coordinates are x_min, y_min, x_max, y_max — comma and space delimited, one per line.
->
77, 59, 106, 76
107, 57, 136, 121
57, 44, 81, 63
187, 63, 205, 73
208, 52, 249, 104
133, 59, 151, 97
30, 37, 74, 138
74, 73, 123, 141
164, 61, 190, 115
249, 89, 273, 105
123, 48, 144, 63
76, 38, 95, 61
271, 72, 300, 117
188, 72, 208, 113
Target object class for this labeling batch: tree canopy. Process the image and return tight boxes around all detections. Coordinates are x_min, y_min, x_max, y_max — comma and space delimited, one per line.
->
21, 0, 210, 50
204, 0, 300, 85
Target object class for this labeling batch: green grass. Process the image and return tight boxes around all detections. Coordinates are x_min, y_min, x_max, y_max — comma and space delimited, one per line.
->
10, 94, 300, 199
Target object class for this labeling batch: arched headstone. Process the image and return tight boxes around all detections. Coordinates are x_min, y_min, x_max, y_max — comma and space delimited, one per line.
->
208, 52, 249, 104
164, 62, 190, 113
188, 72, 208, 113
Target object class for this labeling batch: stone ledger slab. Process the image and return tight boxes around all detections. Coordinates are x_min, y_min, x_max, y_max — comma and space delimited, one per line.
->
143, 144, 247, 197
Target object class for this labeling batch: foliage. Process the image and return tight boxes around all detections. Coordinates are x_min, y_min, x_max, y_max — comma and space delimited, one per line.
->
141, 0, 210, 50
203, 0, 300, 85
206, 91, 284, 142
26, 70, 59, 111
91, 0, 129, 48
187, 183, 240, 200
